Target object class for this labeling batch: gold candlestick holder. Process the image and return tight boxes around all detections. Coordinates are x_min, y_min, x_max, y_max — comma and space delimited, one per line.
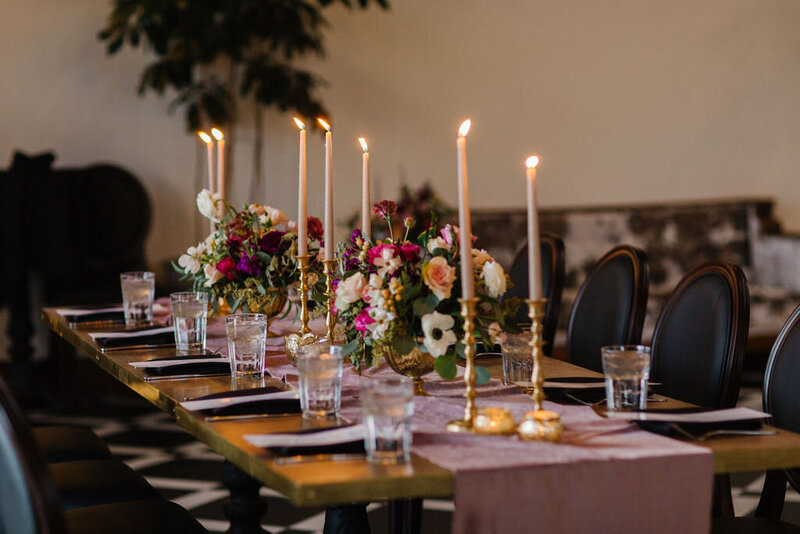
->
517, 298, 563, 442
284, 255, 318, 365
446, 298, 479, 433
322, 259, 337, 342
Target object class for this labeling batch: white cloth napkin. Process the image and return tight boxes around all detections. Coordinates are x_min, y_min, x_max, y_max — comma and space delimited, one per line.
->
129, 357, 227, 369
88, 326, 173, 340
244, 425, 364, 448
181, 390, 299, 411
606, 406, 770, 423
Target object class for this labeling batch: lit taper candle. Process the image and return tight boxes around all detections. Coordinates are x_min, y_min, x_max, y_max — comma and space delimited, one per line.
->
211, 128, 225, 200
318, 118, 334, 261
294, 118, 308, 256
197, 131, 215, 194
526, 155, 542, 300
359, 137, 370, 240
456, 119, 474, 300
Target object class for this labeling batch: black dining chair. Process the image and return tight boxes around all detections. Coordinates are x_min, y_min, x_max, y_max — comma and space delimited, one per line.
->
711, 302, 800, 534
650, 260, 750, 410
0, 374, 207, 534
650, 260, 750, 518
507, 233, 566, 356
566, 245, 649, 372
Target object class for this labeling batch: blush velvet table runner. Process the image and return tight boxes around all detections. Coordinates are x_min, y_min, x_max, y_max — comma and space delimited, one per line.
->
205, 315, 714, 534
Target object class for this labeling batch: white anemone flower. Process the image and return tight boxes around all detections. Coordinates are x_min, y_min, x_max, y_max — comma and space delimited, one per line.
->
421, 311, 457, 358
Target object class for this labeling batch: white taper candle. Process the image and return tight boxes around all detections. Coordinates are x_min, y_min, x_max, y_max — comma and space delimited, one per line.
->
526, 155, 542, 300
457, 119, 474, 300
294, 118, 308, 256
359, 138, 370, 241
318, 118, 334, 261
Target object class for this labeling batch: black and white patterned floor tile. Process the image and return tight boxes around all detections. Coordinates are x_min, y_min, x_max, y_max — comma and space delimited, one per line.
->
28, 385, 799, 532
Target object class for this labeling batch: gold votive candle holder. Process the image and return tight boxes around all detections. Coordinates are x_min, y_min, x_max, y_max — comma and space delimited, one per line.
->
517, 409, 564, 442
473, 407, 517, 435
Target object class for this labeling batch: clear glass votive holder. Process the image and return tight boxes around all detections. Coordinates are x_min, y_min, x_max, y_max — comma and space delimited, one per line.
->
359, 376, 414, 465
120, 271, 155, 327
296, 344, 342, 419
225, 314, 268, 378
170, 292, 209, 354
501, 331, 534, 388
601, 345, 651, 411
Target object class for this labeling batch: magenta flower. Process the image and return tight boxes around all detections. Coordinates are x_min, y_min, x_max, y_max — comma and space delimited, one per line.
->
367, 243, 399, 266
226, 235, 242, 253
354, 308, 375, 334
399, 242, 420, 262
216, 257, 237, 280
236, 253, 262, 276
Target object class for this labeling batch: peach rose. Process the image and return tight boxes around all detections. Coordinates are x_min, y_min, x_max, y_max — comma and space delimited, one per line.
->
422, 256, 456, 300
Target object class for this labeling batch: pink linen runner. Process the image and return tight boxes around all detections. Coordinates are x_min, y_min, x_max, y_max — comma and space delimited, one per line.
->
205, 314, 714, 534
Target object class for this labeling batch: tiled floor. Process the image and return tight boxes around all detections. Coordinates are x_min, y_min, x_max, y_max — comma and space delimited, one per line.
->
27, 385, 800, 533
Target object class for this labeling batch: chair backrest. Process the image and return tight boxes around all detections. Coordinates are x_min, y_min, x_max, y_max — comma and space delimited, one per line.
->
566, 245, 649, 372
507, 233, 566, 356
0, 373, 66, 534
763, 303, 800, 493
650, 260, 749, 409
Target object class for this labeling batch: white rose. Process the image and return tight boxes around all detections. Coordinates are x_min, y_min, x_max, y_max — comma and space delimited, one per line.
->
248, 203, 266, 216
196, 189, 225, 222
482, 260, 507, 298
264, 206, 286, 226
203, 263, 224, 288
335, 273, 367, 311
426, 236, 451, 253
472, 248, 493, 269
421, 311, 457, 357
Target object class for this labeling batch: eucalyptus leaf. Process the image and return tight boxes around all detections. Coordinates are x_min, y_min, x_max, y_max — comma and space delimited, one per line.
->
474, 365, 491, 386
434, 355, 457, 380
391, 334, 416, 356
340, 338, 359, 356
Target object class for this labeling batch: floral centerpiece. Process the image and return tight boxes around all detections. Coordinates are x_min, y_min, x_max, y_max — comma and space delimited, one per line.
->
175, 189, 324, 315
334, 200, 520, 382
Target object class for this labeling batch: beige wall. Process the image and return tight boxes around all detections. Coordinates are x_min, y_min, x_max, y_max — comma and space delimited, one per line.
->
2, 0, 799, 272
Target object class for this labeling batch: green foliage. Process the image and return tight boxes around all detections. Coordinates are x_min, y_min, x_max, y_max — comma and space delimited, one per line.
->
99, 0, 389, 131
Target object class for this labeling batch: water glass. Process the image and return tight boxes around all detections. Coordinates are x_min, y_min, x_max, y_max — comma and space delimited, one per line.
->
296, 344, 342, 419
601, 345, 651, 411
500, 332, 534, 387
225, 314, 268, 377
170, 292, 209, 354
359, 376, 414, 464
120, 271, 155, 326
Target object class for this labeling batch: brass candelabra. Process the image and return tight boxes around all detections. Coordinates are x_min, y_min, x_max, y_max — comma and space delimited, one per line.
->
517, 298, 563, 442
446, 298, 479, 433
322, 259, 337, 342
284, 255, 317, 365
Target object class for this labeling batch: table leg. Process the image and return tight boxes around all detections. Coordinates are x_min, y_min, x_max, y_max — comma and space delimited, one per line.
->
222, 461, 269, 534
388, 499, 422, 534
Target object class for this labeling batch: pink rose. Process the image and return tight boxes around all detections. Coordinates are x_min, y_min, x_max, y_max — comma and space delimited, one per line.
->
354, 308, 375, 334
399, 242, 420, 262
216, 257, 237, 280
335, 273, 367, 311
422, 256, 456, 300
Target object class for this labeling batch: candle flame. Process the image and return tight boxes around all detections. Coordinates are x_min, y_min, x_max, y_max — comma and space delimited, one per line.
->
293, 117, 305, 130
458, 119, 471, 137
358, 137, 368, 153
211, 128, 224, 141
526, 155, 540, 169
197, 131, 212, 144
317, 118, 331, 132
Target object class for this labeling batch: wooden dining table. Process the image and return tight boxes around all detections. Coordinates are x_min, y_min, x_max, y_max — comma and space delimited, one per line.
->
42, 308, 800, 533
